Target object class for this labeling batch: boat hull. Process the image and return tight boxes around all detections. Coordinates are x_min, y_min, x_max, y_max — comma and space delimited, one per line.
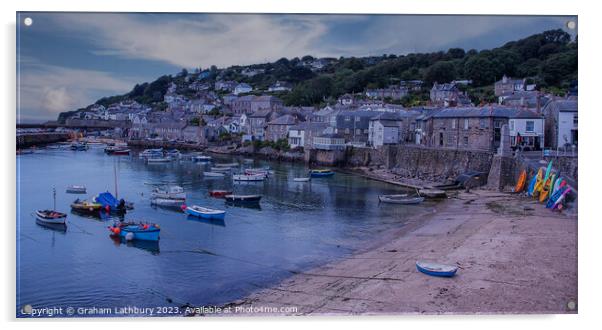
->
35, 211, 67, 224
378, 196, 425, 204
416, 261, 458, 277
110, 225, 161, 241
309, 171, 334, 178
224, 195, 262, 203
185, 206, 226, 220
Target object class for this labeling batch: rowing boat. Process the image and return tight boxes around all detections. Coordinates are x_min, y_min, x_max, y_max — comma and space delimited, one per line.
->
416, 261, 458, 277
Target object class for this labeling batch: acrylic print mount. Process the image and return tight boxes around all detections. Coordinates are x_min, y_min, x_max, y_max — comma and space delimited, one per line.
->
16, 12, 578, 317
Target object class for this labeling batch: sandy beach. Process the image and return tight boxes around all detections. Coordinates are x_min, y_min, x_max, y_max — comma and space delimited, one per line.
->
222, 189, 577, 315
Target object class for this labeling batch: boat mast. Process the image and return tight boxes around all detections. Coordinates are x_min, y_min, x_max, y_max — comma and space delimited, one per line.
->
114, 159, 119, 199
53, 187, 56, 210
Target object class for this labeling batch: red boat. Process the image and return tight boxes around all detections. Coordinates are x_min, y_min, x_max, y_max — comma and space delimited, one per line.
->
209, 190, 233, 198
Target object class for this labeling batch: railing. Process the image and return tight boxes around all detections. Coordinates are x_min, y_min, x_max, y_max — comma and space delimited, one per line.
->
543, 145, 578, 157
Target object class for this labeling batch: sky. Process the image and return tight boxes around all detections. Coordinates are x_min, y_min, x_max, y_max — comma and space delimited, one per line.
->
16, 13, 577, 122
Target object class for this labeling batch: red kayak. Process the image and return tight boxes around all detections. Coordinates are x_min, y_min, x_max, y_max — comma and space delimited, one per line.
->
209, 190, 233, 198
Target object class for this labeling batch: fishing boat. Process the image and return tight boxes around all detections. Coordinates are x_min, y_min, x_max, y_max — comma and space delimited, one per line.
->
147, 156, 171, 163
209, 190, 233, 198
66, 185, 87, 194
416, 261, 458, 277
293, 177, 311, 182
192, 155, 212, 162
151, 185, 186, 199
233, 174, 265, 182
70, 199, 103, 214
36, 188, 67, 224
204, 172, 226, 178
378, 194, 424, 204
309, 169, 335, 177
185, 205, 226, 220
108, 222, 161, 241
224, 194, 262, 203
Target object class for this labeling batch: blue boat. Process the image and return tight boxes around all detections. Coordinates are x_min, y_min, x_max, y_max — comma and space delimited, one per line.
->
185, 205, 226, 220
93, 191, 129, 213
416, 261, 458, 277
309, 169, 335, 178
109, 222, 160, 241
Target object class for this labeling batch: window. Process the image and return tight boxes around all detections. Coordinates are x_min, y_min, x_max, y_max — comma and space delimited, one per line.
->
345, 116, 351, 121
479, 119, 488, 129
355, 116, 360, 122
526, 121, 534, 132
573, 115, 578, 126
356, 129, 361, 135
451, 119, 456, 129
509, 120, 515, 131
345, 128, 350, 134
463, 136, 469, 145
464, 119, 469, 130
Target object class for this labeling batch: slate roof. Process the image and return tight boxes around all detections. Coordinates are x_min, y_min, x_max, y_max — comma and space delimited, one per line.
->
268, 114, 297, 125
432, 106, 541, 119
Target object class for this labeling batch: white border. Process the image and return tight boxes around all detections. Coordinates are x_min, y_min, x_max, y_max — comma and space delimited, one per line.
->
2, 0, 598, 329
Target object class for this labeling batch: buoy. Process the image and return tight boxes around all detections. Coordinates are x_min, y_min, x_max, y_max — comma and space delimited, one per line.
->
180, 204, 187, 211
125, 232, 135, 241
105, 205, 110, 212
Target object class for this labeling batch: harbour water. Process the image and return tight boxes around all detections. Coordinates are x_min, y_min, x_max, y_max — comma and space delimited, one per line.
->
16, 145, 435, 316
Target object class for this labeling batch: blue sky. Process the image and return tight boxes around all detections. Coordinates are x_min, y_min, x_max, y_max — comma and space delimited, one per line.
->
16, 13, 577, 122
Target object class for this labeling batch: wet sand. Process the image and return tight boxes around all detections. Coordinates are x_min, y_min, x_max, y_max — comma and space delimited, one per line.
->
222, 189, 577, 315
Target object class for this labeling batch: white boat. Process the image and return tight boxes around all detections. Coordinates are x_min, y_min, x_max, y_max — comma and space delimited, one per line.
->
147, 157, 171, 163
66, 185, 87, 194
215, 162, 239, 167
233, 174, 265, 182
150, 197, 185, 207
203, 172, 225, 178
35, 210, 67, 224
293, 177, 311, 182
244, 168, 270, 177
139, 148, 163, 159
151, 185, 186, 199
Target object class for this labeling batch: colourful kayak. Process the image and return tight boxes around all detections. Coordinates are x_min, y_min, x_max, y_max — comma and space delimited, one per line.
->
514, 170, 527, 193
539, 173, 556, 203
527, 169, 541, 196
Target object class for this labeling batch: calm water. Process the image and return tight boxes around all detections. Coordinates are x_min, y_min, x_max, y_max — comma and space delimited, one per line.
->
16, 145, 434, 317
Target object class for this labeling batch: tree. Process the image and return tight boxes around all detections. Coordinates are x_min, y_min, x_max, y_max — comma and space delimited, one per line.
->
424, 61, 456, 84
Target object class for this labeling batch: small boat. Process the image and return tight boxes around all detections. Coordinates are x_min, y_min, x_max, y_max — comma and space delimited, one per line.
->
147, 157, 171, 163
224, 194, 262, 203
93, 191, 129, 213
108, 222, 161, 241
233, 174, 265, 182
244, 168, 270, 177
150, 197, 185, 207
35, 210, 67, 224
151, 185, 186, 199
416, 261, 458, 277
243, 158, 254, 163
215, 162, 239, 167
378, 195, 424, 204
112, 149, 130, 155
309, 169, 334, 178
36, 188, 67, 224
185, 205, 226, 220
66, 185, 87, 194
192, 155, 212, 162
204, 172, 225, 178
139, 148, 163, 159
165, 149, 181, 159
70, 199, 103, 214
293, 177, 311, 182
70, 142, 88, 151
209, 190, 233, 198
211, 167, 232, 172
418, 188, 446, 198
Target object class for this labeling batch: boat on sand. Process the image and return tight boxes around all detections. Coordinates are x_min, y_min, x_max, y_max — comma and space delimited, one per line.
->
416, 261, 458, 277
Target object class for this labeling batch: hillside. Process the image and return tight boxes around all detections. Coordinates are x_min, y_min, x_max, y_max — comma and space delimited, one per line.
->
58, 29, 577, 122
